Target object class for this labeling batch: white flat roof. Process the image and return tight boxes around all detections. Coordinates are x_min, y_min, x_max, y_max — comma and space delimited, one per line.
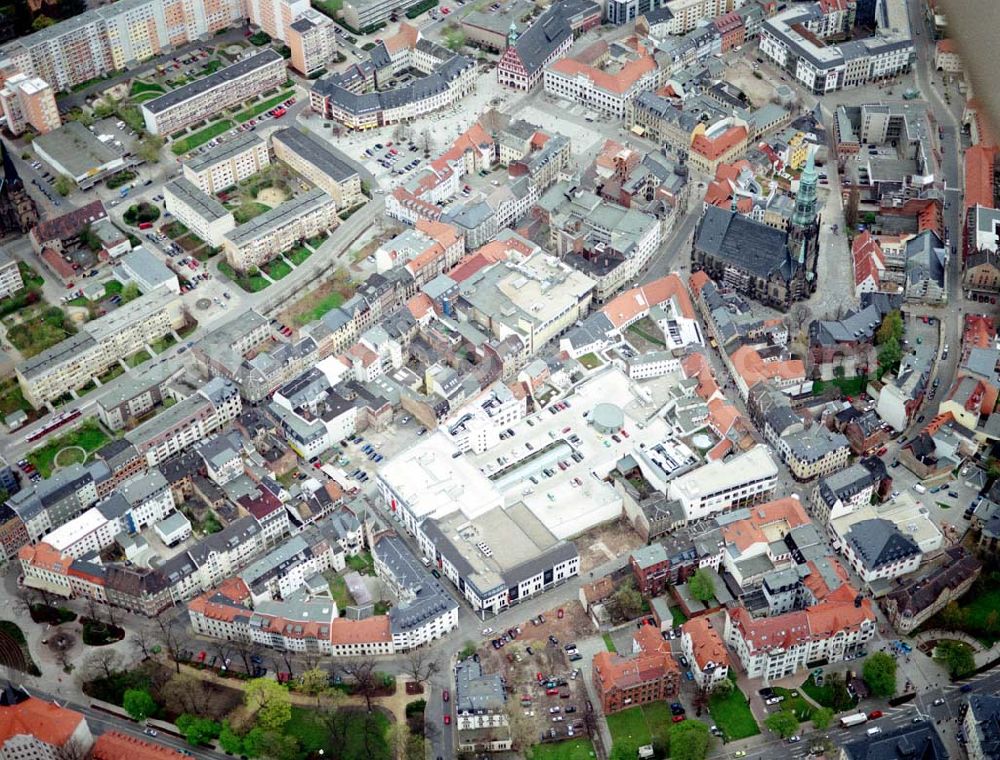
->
669, 446, 778, 502
46, 507, 107, 551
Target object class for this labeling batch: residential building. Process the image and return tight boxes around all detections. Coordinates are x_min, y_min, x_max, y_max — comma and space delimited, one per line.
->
667, 446, 779, 523
115, 246, 179, 295
724, 584, 877, 680
454, 658, 512, 753
0, 73, 60, 136
141, 50, 286, 135
904, 230, 948, 304
663, 0, 732, 35
779, 426, 850, 481
933, 38, 961, 74
841, 722, 947, 760
0, 0, 244, 92
0, 247, 22, 300
124, 377, 243, 467
964, 693, 1000, 760
287, 11, 338, 77
243, 0, 309, 42
0, 685, 93, 758
33, 121, 125, 189
97, 363, 185, 431
223, 188, 339, 270
593, 624, 680, 713
271, 127, 363, 210
882, 546, 981, 634
182, 132, 271, 195
630, 544, 670, 596
16, 286, 182, 408
681, 616, 729, 689
841, 517, 921, 584
759, 0, 913, 94
812, 462, 880, 524
965, 249, 1000, 296
689, 123, 749, 175
163, 178, 235, 247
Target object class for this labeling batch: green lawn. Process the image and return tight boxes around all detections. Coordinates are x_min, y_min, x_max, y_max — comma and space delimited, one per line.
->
313, 0, 343, 15
529, 739, 596, 760
671, 607, 688, 627
709, 678, 760, 740
104, 281, 123, 297
27, 419, 109, 478
284, 706, 389, 759
293, 290, 344, 325
126, 350, 152, 368
812, 376, 867, 397
151, 334, 177, 354
578, 352, 603, 370
326, 572, 353, 611
0, 377, 33, 422
773, 687, 814, 721
265, 259, 292, 280
233, 201, 270, 224
9, 308, 76, 358
233, 90, 296, 123
627, 319, 665, 347
603, 633, 617, 653
606, 707, 651, 748
218, 261, 271, 293
288, 245, 313, 266
171, 120, 234, 155
345, 551, 375, 576
129, 80, 165, 97
800, 674, 856, 710
97, 364, 125, 384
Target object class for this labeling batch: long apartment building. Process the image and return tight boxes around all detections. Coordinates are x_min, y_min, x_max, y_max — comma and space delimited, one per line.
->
222, 187, 339, 270
141, 49, 286, 135
16, 286, 182, 408
0, 0, 244, 92
183, 132, 271, 195
124, 377, 242, 467
0, 246, 22, 300
271, 127, 363, 210
164, 177, 236, 247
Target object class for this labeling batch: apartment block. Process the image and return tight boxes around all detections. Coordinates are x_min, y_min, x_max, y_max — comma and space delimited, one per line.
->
183, 132, 271, 195
222, 188, 339, 271
164, 177, 236, 247
141, 50, 286, 135
97, 363, 185, 431
0, 0, 244, 92
287, 11, 338, 76
0, 246, 22, 300
125, 377, 243, 467
244, 0, 309, 41
0, 73, 60, 136
593, 625, 680, 713
16, 286, 182, 408
271, 127, 362, 210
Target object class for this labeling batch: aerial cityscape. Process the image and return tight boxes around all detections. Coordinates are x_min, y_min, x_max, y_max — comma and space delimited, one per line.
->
0, 0, 991, 758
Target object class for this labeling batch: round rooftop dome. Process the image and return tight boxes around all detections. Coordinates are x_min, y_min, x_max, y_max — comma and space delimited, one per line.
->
591, 403, 624, 434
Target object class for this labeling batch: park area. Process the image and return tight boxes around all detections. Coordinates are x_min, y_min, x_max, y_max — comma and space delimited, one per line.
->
27, 419, 109, 477
530, 738, 596, 760
708, 676, 759, 741
171, 120, 234, 155
7, 306, 76, 358
929, 570, 1000, 646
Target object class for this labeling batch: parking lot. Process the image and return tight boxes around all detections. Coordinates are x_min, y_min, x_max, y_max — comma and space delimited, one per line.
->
476, 603, 595, 745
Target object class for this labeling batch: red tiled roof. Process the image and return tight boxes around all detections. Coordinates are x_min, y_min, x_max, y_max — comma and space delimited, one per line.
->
601, 273, 695, 329
682, 617, 729, 670
720, 496, 809, 552
801, 557, 849, 601
92, 732, 187, 760
691, 125, 747, 162
548, 53, 656, 95
0, 696, 84, 748
330, 616, 392, 645
965, 145, 995, 213
688, 271, 711, 293
731, 345, 805, 385
406, 293, 435, 320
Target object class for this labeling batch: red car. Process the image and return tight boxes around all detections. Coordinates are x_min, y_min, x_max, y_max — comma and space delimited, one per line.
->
557, 608, 564, 619
443, 689, 450, 702
443, 715, 451, 725
868, 710, 883, 719
196, 651, 206, 662
672, 715, 686, 723
546, 688, 559, 696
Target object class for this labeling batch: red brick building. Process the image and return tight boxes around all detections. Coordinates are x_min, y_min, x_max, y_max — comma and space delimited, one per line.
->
629, 544, 670, 597
714, 12, 746, 52
592, 625, 679, 714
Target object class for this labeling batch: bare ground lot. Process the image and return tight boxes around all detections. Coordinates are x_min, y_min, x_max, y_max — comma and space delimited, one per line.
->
575, 520, 644, 573
477, 604, 596, 744
721, 56, 781, 107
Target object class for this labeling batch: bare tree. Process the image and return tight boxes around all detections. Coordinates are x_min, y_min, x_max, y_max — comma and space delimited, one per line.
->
161, 672, 216, 718
403, 648, 440, 686
132, 626, 154, 660
341, 657, 379, 712
11, 586, 37, 617
154, 615, 185, 674
102, 600, 119, 629
82, 648, 124, 682
505, 702, 536, 753
232, 636, 262, 675
212, 640, 235, 671
788, 303, 813, 335
54, 738, 90, 760
83, 594, 100, 623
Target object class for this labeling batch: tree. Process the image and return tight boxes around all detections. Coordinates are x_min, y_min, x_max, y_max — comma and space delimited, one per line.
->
940, 601, 967, 630
459, 641, 477, 660
405, 734, 425, 760
218, 722, 244, 755
340, 658, 379, 712
404, 647, 440, 686
175, 715, 221, 747
611, 740, 640, 760
812, 706, 835, 730
123, 688, 157, 722
244, 678, 292, 732
82, 648, 123, 681
54, 738, 90, 760
612, 578, 644, 619
388, 722, 410, 760
845, 187, 860, 230
711, 678, 734, 699
118, 281, 141, 305
295, 667, 329, 705
875, 310, 904, 345
823, 672, 855, 712
54, 175, 73, 197
137, 135, 164, 163
670, 719, 711, 760
863, 651, 897, 698
935, 640, 976, 678
765, 710, 800, 739
161, 673, 215, 718
788, 303, 812, 334
505, 701, 536, 753
687, 568, 716, 603
31, 14, 55, 30
877, 336, 902, 377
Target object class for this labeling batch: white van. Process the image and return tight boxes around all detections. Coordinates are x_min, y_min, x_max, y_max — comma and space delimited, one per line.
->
913, 483, 927, 494
867, 727, 882, 736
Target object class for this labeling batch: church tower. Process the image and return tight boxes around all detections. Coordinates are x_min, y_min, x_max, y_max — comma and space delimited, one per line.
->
786, 145, 821, 295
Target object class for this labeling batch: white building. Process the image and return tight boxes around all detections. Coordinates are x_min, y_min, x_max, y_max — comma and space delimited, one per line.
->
163, 177, 236, 247
183, 132, 271, 195
444, 385, 527, 454
667, 446, 778, 523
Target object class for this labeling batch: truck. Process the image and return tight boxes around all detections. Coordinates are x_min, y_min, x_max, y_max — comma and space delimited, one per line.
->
840, 713, 869, 728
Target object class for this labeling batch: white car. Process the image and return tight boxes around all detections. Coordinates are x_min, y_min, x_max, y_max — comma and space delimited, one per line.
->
481, 627, 493, 636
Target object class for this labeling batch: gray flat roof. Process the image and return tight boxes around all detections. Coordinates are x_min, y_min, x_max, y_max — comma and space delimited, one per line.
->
272, 127, 358, 183
34, 121, 119, 177
186, 131, 267, 174
165, 177, 230, 222
142, 50, 283, 114
225, 188, 330, 247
